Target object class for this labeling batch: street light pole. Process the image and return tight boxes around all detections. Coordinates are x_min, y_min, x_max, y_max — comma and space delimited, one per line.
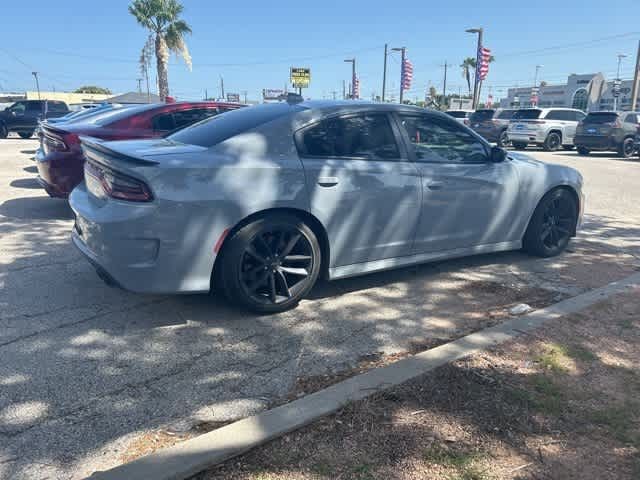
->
344, 58, 356, 99
391, 47, 406, 103
31, 72, 41, 100
382, 44, 388, 102
465, 27, 483, 109
614, 54, 627, 112
534, 65, 543, 88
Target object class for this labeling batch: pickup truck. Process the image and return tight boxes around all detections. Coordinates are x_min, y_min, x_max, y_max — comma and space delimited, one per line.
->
0, 100, 70, 139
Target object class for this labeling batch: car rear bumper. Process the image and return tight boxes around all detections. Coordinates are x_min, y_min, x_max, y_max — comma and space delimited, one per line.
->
471, 126, 501, 142
35, 148, 84, 198
507, 131, 545, 143
69, 183, 218, 294
574, 135, 617, 150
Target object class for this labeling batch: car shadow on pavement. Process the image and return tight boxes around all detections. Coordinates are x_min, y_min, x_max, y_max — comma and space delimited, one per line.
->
23, 166, 38, 173
0, 196, 73, 220
0, 213, 639, 480
9, 178, 41, 190
553, 151, 640, 163
20, 149, 36, 155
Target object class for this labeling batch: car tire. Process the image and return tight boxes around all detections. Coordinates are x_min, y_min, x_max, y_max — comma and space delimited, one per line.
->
577, 147, 590, 156
18, 131, 34, 139
523, 188, 577, 258
562, 145, 574, 151
219, 213, 321, 313
0, 123, 7, 139
497, 130, 509, 148
543, 132, 562, 151
512, 142, 527, 150
618, 137, 634, 158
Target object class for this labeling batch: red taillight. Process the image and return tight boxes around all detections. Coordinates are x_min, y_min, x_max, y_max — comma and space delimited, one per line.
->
64, 133, 80, 147
85, 161, 153, 202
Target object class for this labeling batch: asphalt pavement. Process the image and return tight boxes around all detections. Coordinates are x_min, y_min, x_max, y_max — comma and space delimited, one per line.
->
0, 137, 639, 479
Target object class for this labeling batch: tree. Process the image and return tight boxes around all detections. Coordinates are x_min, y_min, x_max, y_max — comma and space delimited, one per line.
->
460, 55, 495, 95
74, 85, 112, 94
129, 0, 192, 101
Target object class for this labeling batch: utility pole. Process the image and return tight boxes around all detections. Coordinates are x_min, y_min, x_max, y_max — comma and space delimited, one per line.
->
242, 90, 248, 104
31, 72, 40, 99
137, 78, 143, 93
466, 27, 483, 109
344, 58, 356, 99
342, 80, 346, 100
331, 90, 337, 100
614, 54, 627, 112
220, 76, 225, 100
205, 88, 208, 100
458, 86, 463, 109
391, 47, 406, 103
382, 44, 388, 102
631, 41, 640, 111
442, 61, 448, 110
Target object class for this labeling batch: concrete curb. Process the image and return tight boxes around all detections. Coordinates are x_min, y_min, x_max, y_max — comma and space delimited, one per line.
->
87, 271, 640, 480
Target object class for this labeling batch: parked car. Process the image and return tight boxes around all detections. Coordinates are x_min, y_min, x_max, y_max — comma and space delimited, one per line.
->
36, 101, 243, 198
444, 109, 473, 125
508, 108, 586, 151
574, 111, 639, 158
0, 100, 70, 139
69, 101, 584, 313
468, 108, 516, 147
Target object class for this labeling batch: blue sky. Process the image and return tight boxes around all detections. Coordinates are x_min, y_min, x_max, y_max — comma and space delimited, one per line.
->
0, 0, 638, 102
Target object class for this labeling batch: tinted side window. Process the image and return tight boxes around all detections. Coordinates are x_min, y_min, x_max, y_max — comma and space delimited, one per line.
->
152, 112, 176, 132
575, 111, 586, 122
544, 110, 563, 121
173, 108, 219, 129
26, 101, 43, 112
397, 115, 488, 164
299, 114, 400, 160
624, 113, 638, 124
47, 101, 68, 113
8, 102, 26, 113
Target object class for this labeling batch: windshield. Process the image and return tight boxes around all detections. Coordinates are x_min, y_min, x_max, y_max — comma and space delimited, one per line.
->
445, 111, 469, 118
583, 112, 619, 124
512, 109, 542, 120
169, 103, 306, 147
469, 110, 495, 122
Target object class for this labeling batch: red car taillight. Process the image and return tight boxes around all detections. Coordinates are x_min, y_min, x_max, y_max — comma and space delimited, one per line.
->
85, 161, 153, 202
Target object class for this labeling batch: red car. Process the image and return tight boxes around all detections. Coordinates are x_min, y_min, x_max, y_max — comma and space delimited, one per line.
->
36, 101, 243, 198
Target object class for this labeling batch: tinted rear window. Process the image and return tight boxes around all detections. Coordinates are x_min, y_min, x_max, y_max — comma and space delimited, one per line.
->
169, 103, 305, 147
445, 111, 469, 118
496, 109, 516, 120
90, 104, 160, 126
584, 112, 619, 124
469, 110, 495, 122
512, 109, 542, 120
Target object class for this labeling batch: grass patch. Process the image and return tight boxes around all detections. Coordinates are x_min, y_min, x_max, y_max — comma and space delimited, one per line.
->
530, 375, 567, 415
566, 345, 597, 362
424, 445, 490, 480
350, 463, 375, 480
310, 463, 333, 476
590, 403, 640, 445
536, 343, 572, 373
619, 318, 635, 330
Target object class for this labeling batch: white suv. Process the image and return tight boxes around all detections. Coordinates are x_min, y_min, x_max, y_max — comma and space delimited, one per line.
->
508, 108, 586, 151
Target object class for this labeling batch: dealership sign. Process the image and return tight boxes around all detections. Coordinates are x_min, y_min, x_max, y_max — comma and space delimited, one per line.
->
226, 93, 240, 102
290, 67, 311, 88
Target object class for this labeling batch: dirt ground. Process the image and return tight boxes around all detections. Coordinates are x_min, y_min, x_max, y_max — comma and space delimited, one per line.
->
194, 287, 640, 480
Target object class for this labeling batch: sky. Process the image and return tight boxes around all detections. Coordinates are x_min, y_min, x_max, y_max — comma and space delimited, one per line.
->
0, 0, 639, 103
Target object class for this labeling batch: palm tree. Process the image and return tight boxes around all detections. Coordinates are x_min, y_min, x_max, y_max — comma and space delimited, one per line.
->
129, 0, 192, 101
460, 57, 476, 95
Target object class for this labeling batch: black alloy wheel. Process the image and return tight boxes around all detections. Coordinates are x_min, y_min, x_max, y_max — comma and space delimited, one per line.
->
543, 132, 562, 151
523, 189, 577, 258
220, 214, 321, 313
619, 137, 634, 158
497, 130, 509, 148
18, 130, 34, 139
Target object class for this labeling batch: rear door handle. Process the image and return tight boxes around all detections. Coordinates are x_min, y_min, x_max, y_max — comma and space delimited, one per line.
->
317, 176, 339, 187
427, 182, 444, 190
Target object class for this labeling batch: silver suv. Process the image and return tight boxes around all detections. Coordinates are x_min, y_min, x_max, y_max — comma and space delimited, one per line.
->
508, 108, 586, 151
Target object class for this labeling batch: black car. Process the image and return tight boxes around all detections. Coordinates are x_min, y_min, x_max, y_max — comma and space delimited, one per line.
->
468, 108, 516, 147
0, 100, 70, 139
574, 111, 639, 158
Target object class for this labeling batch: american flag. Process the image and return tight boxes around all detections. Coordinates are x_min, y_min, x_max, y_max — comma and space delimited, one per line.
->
401, 57, 413, 91
476, 46, 491, 81
352, 75, 360, 99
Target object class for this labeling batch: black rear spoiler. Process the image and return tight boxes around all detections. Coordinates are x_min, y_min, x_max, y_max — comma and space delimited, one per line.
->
79, 136, 159, 166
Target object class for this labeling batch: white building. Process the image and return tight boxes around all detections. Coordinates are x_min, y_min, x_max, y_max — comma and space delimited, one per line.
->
498, 73, 640, 112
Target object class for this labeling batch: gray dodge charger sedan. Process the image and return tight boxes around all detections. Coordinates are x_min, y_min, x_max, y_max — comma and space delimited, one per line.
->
69, 100, 584, 312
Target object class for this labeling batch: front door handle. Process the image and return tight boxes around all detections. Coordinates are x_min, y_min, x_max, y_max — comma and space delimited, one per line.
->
427, 182, 444, 190
318, 176, 339, 187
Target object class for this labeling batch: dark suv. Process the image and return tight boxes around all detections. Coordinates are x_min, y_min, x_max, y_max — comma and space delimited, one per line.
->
469, 108, 516, 146
574, 111, 639, 158
0, 100, 70, 139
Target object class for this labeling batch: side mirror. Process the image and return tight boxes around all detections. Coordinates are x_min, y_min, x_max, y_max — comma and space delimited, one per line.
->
490, 146, 507, 163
